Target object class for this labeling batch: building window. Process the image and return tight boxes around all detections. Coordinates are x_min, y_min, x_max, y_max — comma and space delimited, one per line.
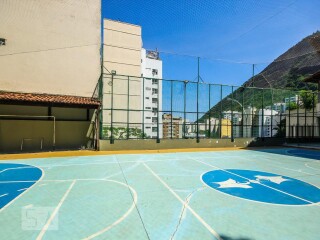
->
152, 88, 158, 94
152, 108, 158, 112
146, 87, 151, 91
152, 79, 158, 85
145, 97, 149, 99
145, 107, 151, 110
152, 127, 157, 132
152, 69, 158, 75
0, 38, 5, 46
146, 117, 151, 119
152, 98, 158, 104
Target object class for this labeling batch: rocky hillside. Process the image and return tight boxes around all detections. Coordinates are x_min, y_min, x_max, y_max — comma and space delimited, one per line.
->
244, 31, 320, 90
200, 31, 320, 121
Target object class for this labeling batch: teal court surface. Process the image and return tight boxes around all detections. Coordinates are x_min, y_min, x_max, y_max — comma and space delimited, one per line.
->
0, 148, 320, 240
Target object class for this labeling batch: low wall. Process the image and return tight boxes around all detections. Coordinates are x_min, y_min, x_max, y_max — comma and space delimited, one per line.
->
0, 120, 91, 153
99, 137, 287, 151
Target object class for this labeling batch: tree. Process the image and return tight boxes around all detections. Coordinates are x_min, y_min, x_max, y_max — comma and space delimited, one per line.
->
274, 118, 286, 137
299, 90, 317, 109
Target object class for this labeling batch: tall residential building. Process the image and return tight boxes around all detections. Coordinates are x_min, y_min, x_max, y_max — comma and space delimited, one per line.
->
162, 114, 183, 139
258, 109, 280, 137
103, 19, 143, 130
141, 49, 163, 139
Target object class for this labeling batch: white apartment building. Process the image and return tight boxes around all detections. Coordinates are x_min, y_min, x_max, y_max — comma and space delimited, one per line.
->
141, 49, 163, 138
284, 95, 301, 105
258, 109, 280, 137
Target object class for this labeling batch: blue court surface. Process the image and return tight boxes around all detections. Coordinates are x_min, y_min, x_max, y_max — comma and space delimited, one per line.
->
0, 148, 319, 240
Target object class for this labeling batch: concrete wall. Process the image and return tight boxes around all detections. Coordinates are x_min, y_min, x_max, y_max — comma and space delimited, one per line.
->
0, 0, 101, 97
286, 108, 320, 137
99, 137, 286, 151
0, 120, 91, 153
102, 19, 143, 129
0, 104, 95, 152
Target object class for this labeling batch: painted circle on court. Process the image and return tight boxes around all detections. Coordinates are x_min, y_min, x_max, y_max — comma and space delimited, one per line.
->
201, 169, 320, 205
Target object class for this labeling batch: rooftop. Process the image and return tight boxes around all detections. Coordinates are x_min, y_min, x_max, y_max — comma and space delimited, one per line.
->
0, 91, 100, 108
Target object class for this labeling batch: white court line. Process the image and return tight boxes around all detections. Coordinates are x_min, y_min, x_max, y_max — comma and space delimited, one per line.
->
33, 158, 190, 169
17, 188, 28, 192
83, 180, 138, 240
0, 166, 36, 174
0, 193, 8, 198
143, 163, 222, 240
254, 156, 316, 176
194, 159, 319, 206
36, 180, 76, 240
305, 163, 320, 171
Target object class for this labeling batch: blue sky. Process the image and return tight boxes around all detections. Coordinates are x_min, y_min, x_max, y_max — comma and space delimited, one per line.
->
103, 0, 319, 84
103, 0, 320, 117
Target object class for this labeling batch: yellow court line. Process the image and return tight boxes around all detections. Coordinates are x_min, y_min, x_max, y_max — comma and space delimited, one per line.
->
0, 148, 250, 160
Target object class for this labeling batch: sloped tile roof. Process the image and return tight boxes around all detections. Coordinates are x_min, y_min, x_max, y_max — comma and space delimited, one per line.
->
0, 91, 100, 107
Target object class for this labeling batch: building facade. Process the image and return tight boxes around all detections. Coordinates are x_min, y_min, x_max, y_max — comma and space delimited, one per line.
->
103, 19, 143, 134
141, 49, 163, 139
0, 0, 101, 152
0, 0, 101, 97
258, 109, 280, 137
162, 114, 183, 139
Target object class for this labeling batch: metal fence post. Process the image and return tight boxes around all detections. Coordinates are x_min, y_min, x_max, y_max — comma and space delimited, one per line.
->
231, 86, 234, 142
183, 81, 187, 139
297, 94, 300, 139
219, 85, 222, 139
157, 78, 160, 143
127, 76, 130, 139
261, 89, 264, 138
196, 59, 200, 143
171, 80, 173, 139
142, 77, 145, 139
242, 89, 244, 138
110, 74, 114, 144
288, 93, 291, 138
208, 84, 211, 138
312, 92, 315, 138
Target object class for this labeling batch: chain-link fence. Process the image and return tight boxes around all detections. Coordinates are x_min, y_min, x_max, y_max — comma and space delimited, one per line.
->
99, 73, 319, 141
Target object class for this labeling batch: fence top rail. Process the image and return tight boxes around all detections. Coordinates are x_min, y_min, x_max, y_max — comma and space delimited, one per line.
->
102, 73, 319, 93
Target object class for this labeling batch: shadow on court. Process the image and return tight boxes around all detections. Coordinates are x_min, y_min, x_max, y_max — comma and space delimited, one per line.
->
246, 147, 320, 161
220, 235, 253, 240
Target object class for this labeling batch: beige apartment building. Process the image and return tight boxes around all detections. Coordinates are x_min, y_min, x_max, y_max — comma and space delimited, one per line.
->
103, 19, 142, 133
162, 114, 183, 139
0, 0, 101, 152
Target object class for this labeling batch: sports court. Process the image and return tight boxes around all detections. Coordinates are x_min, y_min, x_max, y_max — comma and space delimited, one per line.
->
0, 147, 319, 240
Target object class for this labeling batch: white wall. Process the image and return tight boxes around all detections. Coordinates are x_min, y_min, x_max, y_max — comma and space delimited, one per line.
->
0, 0, 101, 97
141, 48, 163, 138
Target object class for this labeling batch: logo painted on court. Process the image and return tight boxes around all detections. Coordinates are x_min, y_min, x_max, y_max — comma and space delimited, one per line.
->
201, 169, 320, 205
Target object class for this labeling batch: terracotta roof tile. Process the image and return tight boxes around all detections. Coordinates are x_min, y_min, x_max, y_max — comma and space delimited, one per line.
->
0, 91, 100, 107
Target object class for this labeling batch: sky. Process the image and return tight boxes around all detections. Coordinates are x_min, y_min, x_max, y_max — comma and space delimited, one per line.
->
102, 0, 320, 117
